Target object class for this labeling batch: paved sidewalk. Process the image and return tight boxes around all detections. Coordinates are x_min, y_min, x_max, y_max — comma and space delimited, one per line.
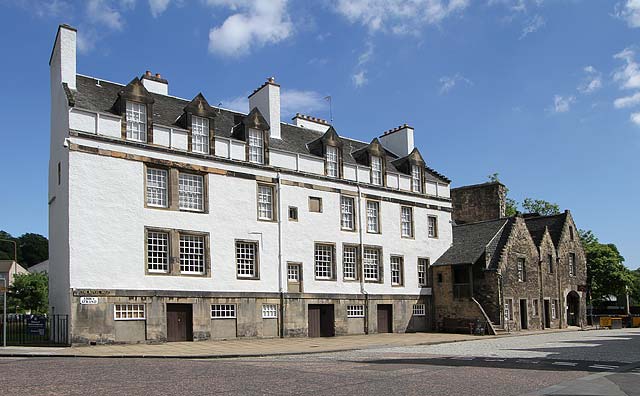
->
0, 332, 483, 358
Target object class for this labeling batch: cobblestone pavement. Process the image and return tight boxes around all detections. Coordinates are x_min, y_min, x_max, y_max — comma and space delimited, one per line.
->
0, 329, 638, 395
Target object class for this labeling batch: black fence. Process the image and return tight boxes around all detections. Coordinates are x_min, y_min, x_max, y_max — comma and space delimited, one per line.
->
0, 314, 69, 346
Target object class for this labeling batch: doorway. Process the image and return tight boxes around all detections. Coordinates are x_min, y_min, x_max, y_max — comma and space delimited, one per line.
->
377, 304, 393, 333
166, 304, 193, 342
308, 304, 335, 337
519, 299, 528, 330
567, 291, 580, 326
544, 300, 551, 328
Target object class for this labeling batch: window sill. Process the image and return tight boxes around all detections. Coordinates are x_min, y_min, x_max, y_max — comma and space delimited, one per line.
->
237, 276, 260, 280
314, 277, 337, 282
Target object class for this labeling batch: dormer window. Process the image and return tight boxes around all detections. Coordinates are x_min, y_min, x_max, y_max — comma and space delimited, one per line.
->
371, 156, 383, 185
325, 146, 339, 178
191, 115, 209, 154
248, 128, 264, 164
411, 164, 422, 193
126, 101, 147, 142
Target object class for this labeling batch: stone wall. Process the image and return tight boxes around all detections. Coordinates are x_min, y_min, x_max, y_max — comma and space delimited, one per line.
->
451, 182, 506, 224
538, 231, 562, 329
69, 291, 431, 344
555, 213, 588, 327
432, 265, 488, 331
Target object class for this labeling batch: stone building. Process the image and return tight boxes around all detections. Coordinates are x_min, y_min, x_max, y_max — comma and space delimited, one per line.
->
48, 25, 452, 344
432, 182, 587, 333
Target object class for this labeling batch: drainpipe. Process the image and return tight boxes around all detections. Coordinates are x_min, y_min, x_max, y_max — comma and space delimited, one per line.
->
556, 255, 562, 328
498, 272, 505, 331
276, 172, 285, 338
538, 258, 544, 329
357, 184, 369, 334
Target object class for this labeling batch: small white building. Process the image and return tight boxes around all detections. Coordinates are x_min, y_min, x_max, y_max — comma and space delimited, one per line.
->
0, 260, 29, 286
48, 25, 453, 344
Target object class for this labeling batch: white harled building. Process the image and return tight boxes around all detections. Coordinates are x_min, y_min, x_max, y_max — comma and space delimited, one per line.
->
48, 25, 453, 343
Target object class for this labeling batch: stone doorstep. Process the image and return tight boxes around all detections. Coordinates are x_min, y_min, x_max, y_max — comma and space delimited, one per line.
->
0, 328, 586, 359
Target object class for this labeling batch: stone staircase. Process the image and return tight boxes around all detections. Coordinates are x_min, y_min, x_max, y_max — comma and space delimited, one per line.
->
489, 321, 509, 335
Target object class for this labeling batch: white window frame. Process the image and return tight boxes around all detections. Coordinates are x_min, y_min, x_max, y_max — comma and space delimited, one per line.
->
363, 247, 380, 282
347, 305, 365, 318
340, 196, 355, 231
178, 172, 204, 212
179, 234, 205, 274
418, 258, 429, 287
211, 304, 236, 319
532, 299, 539, 317
126, 101, 147, 142
428, 215, 438, 238
401, 206, 413, 238
147, 230, 169, 273
517, 258, 526, 282
314, 243, 334, 280
343, 245, 358, 280
191, 115, 210, 154
411, 164, 422, 193
412, 304, 426, 316
504, 299, 513, 321
371, 155, 383, 185
366, 200, 380, 233
236, 240, 258, 278
390, 256, 403, 286
114, 304, 145, 320
569, 253, 576, 277
248, 128, 264, 164
287, 263, 300, 282
551, 300, 558, 319
262, 304, 278, 319
146, 168, 168, 208
325, 146, 339, 178
258, 184, 275, 221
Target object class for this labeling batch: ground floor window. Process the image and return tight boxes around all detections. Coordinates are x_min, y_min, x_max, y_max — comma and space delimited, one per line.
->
532, 299, 539, 316
262, 304, 278, 319
412, 304, 425, 316
552, 300, 558, 319
504, 299, 513, 321
114, 304, 145, 320
347, 305, 365, 318
211, 304, 236, 319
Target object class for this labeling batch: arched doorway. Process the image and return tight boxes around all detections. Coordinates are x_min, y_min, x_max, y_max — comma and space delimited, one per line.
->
566, 291, 580, 326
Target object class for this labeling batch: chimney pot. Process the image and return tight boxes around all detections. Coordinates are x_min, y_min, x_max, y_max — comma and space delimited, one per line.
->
268, 76, 275, 83
155, 73, 161, 78
146, 70, 151, 76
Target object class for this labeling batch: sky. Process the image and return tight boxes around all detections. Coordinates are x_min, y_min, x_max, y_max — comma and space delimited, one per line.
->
0, 0, 638, 269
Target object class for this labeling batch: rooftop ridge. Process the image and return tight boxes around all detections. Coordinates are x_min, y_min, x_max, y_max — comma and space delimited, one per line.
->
380, 123, 413, 137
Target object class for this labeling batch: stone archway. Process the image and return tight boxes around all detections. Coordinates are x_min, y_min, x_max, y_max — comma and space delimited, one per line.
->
566, 291, 580, 326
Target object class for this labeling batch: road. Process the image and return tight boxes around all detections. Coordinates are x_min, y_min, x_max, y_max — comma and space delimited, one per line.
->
1, 329, 639, 396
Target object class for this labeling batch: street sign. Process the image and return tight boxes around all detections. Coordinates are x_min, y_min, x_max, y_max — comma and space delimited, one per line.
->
26, 317, 47, 336
80, 297, 99, 305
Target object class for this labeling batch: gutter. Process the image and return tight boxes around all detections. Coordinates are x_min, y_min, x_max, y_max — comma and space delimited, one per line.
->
357, 184, 369, 334
276, 171, 285, 338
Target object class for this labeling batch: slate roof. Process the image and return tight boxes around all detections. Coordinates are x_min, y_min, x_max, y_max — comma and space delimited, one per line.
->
433, 218, 512, 267
71, 75, 450, 183
524, 212, 568, 248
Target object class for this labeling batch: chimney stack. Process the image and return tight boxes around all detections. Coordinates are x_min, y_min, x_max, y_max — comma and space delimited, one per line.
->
450, 182, 507, 224
379, 124, 414, 157
141, 70, 168, 95
292, 113, 330, 133
249, 77, 281, 139
49, 24, 77, 90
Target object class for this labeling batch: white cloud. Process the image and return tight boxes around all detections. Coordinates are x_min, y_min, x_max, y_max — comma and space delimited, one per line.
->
519, 14, 544, 39
149, 0, 170, 17
352, 71, 368, 87
614, 92, 640, 108
208, 0, 292, 57
439, 74, 472, 94
577, 66, 602, 94
221, 89, 328, 116
86, 0, 125, 31
631, 112, 640, 125
614, 0, 640, 28
552, 95, 575, 113
613, 48, 640, 90
281, 90, 329, 116
333, 0, 469, 35
357, 41, 374, 67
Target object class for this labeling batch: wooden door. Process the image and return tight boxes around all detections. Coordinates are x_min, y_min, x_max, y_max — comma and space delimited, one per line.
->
377, 305, 392, 333
166, 304, 193, 342
544, 300, 551, 328
320, 305, 335, 337
519, 299, 528, 330
308, 305, 321, 337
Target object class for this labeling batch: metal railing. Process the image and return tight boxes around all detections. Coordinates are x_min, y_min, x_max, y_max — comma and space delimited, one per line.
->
0, 314, 69, 346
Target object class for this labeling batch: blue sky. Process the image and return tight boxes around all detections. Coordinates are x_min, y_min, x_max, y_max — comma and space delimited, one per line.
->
0, 0, 638, 269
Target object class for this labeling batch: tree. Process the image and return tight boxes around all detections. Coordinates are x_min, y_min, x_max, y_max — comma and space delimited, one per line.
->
487, 173, 518, 216
17, 233, 48, 267
8, 272, 49, 314
521, 198, 560, 216
0, 230, 48, 267
580, 230, 633, 303
630, 268, 640, 305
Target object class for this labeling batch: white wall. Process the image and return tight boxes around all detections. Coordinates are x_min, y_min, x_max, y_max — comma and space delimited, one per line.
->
66, 137, 452, 296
